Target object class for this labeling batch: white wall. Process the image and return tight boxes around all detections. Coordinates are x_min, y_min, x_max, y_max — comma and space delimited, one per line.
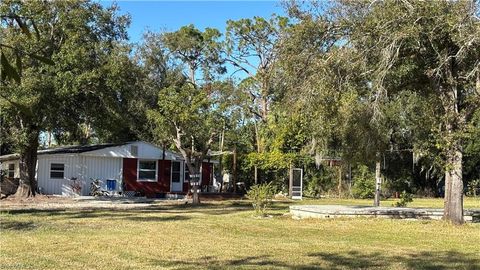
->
0, 160, 20, 178
3, 141, 184, 196
37, 154, 82, 196
82, 156, 122, 195
37, 154, 122, 196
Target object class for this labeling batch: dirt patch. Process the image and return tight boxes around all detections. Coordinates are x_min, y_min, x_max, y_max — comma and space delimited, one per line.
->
1, 194, 72, 204
0, 195, 211, 211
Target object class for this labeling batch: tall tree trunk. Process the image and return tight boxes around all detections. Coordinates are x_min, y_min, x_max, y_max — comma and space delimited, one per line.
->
261, 96, 268, 121
337, 166, 343, 197
184, 160, 202, 205
443, 123, 464, 224
440, 64, 464, 224
15, 130, 40, 198
374, 154, 382, 207
233, 147, 237, 193
253, 120, 260, 184
218, 127, 224, 192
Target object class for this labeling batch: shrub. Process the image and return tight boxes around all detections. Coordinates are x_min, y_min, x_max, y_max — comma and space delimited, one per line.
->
351, 165, 375, 199
393, 191, 413, 207
304, 166, 337, 198
246, 183, 275, 217
467, 179, 480, 197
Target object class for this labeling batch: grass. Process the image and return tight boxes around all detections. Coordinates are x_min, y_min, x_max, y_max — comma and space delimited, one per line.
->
0, 198, 479, 270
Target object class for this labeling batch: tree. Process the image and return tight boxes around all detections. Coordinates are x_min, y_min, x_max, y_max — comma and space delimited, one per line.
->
0, 0, 131, 197
225, 16, 290, 184
147, 25, 228, 204
335, 0, 480, 224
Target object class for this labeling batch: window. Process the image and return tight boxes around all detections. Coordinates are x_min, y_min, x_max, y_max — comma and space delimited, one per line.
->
8, 163, 15, 178
172, 161, 181, 183
50, 163, 65, 179
138, 160, 157, 181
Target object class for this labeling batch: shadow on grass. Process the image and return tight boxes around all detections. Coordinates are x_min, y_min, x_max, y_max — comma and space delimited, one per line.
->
147, 251, 480, 270
0, 220, 37, 231
0, 201, 254, 221
309, 250, 480, 270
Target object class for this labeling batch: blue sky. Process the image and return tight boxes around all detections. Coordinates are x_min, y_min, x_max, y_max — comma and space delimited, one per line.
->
100, 1, 285, 43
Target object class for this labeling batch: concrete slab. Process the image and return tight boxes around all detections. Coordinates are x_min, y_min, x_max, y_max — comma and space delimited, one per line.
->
290, 205, 480, 223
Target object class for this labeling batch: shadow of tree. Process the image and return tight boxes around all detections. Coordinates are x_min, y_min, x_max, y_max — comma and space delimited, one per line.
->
309, 250, 480, 270
308, 251, 387, 269
148, 255, 320, 270
144, 250, 480, 270
0, 220, 37, 231
0, 202, 253, 221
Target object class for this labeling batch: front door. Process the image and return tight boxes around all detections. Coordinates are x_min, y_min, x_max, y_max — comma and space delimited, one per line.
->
171, 161, 183, 192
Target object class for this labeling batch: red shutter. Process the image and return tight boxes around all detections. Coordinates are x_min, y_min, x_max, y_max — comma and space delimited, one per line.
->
158, 160, 171, 192
123, 158, 137, 191
202, 162, 211, 187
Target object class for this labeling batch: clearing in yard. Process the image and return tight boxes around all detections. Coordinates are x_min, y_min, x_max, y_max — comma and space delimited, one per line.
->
0, 197, 479, 269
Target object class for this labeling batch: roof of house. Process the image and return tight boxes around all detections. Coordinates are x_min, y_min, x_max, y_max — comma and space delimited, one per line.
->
0, 143, 127, 161
0, 141, 218, 163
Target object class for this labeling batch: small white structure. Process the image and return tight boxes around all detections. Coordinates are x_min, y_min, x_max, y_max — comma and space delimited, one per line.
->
0, 141, 192, 197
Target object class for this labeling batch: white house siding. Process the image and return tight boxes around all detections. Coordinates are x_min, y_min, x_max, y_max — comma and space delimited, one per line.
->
82, 156, 122, 195
36, 154, 123, 196
0, 141, 188, 196
37, 154, 82, 196
1, 160, 20, 178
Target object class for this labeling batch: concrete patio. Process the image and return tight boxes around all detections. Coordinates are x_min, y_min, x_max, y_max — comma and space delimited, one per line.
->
290, 205, 480, 223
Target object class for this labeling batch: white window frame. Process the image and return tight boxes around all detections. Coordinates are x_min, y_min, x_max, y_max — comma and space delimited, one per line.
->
7, 163, 15, 178
137, 159, 158, 182
49, 162, 65, 179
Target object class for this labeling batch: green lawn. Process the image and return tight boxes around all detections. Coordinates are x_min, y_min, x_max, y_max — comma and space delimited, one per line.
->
0, 198, 479, 270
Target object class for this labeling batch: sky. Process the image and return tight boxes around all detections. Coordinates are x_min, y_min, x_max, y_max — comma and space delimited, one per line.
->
99, 1, 286, 44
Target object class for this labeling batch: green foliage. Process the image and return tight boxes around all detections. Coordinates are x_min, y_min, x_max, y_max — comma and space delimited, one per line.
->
393, 191, 414, 207
246, 183, 275, 217
466, 179, 480, 197
162, 24, 225, 82
304, 166, 337, 198
351, 165, 375, 199
244, 151, 296, 171
146, 25, 231, 180
1, 0, 133, 147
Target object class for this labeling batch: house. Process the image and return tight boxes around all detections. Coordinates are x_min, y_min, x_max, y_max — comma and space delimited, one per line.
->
0, 141, 217, 198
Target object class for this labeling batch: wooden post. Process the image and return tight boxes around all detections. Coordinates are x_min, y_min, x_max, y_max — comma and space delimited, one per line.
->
374, 154, 382, 207
289, 164, 293, 198
218, 127, 224, 192
233, 147, 237, 193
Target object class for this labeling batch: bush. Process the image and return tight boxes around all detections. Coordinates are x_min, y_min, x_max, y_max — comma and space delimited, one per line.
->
246, 183, 275, 217
393, 191, 413, 207
304, 166, 337, 198
352, 165, 375, 199
467, 179, 480, 197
